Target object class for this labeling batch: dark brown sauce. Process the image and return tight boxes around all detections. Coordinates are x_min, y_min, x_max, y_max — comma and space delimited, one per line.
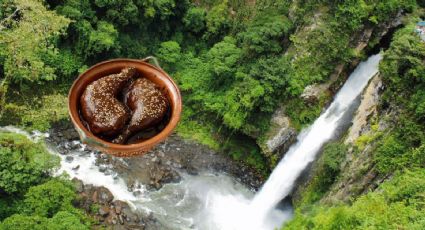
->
78, 68, 171, 145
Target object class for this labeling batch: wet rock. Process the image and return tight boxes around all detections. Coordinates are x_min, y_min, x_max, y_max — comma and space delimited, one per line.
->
113, 200, 127, 214
59, 149, 69, 155
73, 181, 153, 229
64, 143, 71, 150
122, 207, 139, 223
65, 155, 74, 163
301, 84, 327, 103
93, 186, 114, 204
72, 165, 80, 171
118, 214, 124, 225
84, 184, 94, 193
69, 141, 80, 150
258, 106, 297, 163
62, 128, 79, 140
148, 165, 181, 190
72, 178, 84, 193
99, 165, 107, 173
157, 151, 165, 157
99, 205, 110, 217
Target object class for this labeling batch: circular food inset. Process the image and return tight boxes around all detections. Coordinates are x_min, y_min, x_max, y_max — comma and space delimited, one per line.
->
79, 66, 170, 145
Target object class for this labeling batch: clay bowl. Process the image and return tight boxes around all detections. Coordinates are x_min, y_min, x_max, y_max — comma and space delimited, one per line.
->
68, 57, 182, 157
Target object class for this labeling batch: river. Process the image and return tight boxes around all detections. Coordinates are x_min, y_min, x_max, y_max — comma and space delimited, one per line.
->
0, 53, 382, 230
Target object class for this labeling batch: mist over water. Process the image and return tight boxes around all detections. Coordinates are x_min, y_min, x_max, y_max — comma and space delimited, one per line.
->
0, 54, 382, 230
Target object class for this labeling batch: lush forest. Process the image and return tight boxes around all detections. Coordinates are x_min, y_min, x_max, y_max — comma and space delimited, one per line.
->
0, 0, 424, 229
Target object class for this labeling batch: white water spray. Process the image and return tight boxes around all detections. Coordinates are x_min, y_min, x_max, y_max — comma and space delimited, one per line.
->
245, 54, 383, 229
0, 54, 382, 230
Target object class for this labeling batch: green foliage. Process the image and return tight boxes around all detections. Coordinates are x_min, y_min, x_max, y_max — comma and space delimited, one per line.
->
94, 0, 138, 26
205, 0, 230, 38
372, 20, 425, 174
0, 132, 59, 194
1, 0, 421, 207
22, 179, 77, 218
285, 92, 331, 131
0, 198, 20, 220
0, 133, 90, 228
41, 49, 84, 80
114, 33, 149, 58
0, 0, 70, 83
371, 116, 425, 174
157, 41, 182, 71
47, 211, 90, 230
410, 89, 425, 119
238, 14, 292, 55
0, 211, 89, 230
183, 7, 207, 33
0, 214, 49, 230
371, 0, 417, 24
380, 24, 425, 102
374, 135, 407, 173
55, 0, 96, 20
287, 14, 425, 229
175, 109, 221, 150
284, 169, 425, 230
176, 108, 268, 175
207, 36, 242, 79
288, 27, 352, 96
320, 143, 347, 179
354, 123, 383, 151
296, 142, 347, 208
1, 91, 69, 131
89, 204, 100, 214
87, 21, 118, 55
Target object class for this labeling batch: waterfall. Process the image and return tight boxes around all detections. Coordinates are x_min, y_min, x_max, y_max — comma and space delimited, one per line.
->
246, 54, 383, 229
0, 53, 382, 230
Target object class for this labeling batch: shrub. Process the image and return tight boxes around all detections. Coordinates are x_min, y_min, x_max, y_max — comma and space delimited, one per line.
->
0, 214, 49, 230
22, 179, 77, 218
284, 169, 425, 229
0, 211, 89, 230
296, 142, 347, 208
0, 133, 59, 194
183, 7, 207, 33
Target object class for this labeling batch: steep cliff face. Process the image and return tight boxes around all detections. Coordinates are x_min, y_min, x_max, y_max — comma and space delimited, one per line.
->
257, 11, 404, 166
291, 73, 385, 208
322, 74, 385, 204
283, 13, 425, 229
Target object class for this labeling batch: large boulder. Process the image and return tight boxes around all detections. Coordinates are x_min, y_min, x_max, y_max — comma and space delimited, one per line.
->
258, 106, 297, 165
301, 64, 345, 103
93, 186, 114, 204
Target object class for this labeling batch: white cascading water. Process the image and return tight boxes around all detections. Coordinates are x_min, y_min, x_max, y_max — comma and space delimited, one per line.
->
243, 53, 383, 229
0, 54, 382, 230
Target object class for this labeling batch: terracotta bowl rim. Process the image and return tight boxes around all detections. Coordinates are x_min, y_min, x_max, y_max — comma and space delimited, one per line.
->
68, 58, 182, 151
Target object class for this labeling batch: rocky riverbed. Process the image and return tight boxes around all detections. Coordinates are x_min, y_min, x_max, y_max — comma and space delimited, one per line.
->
46, 122, 263, 229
